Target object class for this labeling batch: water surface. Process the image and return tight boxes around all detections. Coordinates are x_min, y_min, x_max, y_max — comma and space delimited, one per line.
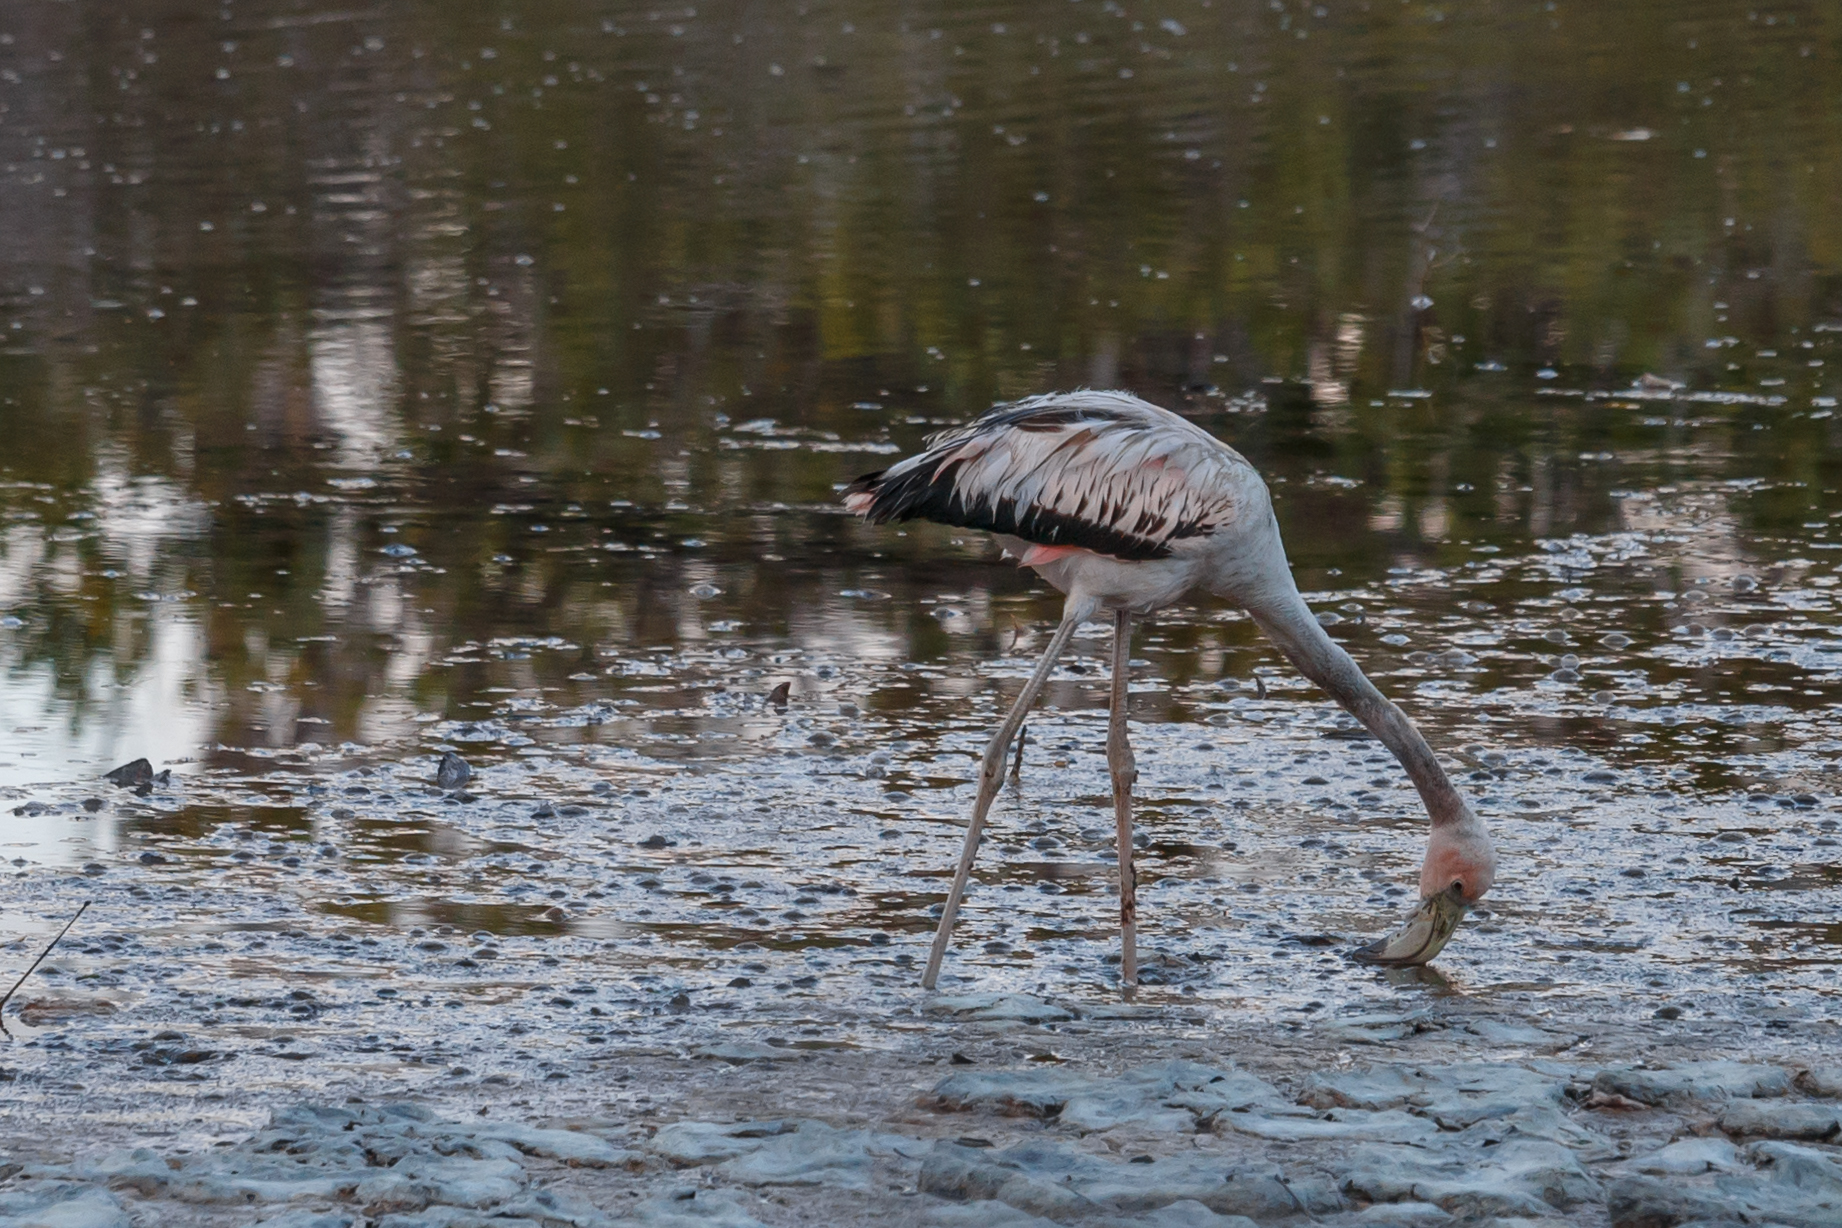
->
3, 0, 1842, 1020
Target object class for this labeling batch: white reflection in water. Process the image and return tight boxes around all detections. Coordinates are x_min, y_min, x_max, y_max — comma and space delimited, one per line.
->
0, 522, 47, 610
0, 613, 219, 832
310, 298, 401, 468
89, 446, 211, 580
319, 504, 360, 610
384, 627, 433, 690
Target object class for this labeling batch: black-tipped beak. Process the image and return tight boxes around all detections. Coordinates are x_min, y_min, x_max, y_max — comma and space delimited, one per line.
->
1351, 884, 1470, 966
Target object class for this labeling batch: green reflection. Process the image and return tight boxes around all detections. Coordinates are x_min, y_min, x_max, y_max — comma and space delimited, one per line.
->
0, 0, 1839, 767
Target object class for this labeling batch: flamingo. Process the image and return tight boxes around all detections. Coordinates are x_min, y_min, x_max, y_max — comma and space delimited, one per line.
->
843, 390, 1496, 988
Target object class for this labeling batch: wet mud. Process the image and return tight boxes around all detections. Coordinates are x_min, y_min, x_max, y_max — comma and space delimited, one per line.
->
7, 500, 1842, 1223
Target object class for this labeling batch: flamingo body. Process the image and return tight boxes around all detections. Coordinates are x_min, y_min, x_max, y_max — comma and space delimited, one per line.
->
845, 390, 1496, 986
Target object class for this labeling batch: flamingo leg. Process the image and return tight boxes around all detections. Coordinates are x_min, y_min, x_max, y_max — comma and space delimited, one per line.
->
922, 615, 1081, 990
1108, 609, 1139, 987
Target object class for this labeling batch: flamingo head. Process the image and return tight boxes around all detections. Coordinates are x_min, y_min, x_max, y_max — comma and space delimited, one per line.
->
1354, 819, 1496, 966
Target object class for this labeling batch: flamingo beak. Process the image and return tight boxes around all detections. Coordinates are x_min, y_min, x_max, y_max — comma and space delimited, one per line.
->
1352, 883, 1469, 966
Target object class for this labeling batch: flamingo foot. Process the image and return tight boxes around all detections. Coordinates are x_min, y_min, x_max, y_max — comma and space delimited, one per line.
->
1352, 884, 1469, 966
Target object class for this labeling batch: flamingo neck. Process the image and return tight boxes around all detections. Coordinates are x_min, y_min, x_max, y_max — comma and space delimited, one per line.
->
1243, 585, 1472, 831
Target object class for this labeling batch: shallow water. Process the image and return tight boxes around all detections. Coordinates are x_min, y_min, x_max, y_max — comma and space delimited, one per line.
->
4, 0, 1842, 1054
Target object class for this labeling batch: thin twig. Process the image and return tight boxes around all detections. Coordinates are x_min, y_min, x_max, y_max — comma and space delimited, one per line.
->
1010, 724, 1027, 785
0, 901, 88, 1036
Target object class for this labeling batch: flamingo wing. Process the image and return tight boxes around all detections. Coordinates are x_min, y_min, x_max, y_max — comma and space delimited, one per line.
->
844, 391, 1252, 561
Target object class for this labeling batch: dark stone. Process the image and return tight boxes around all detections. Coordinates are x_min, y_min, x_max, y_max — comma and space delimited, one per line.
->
435, 752, 471, 791
1607, 1175, 1747, 1228
105, 758, 155, 791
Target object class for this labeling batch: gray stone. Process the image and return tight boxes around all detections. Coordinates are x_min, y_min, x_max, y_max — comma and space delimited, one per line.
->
0, 1101, 647, 1228
693, 1043, 788, 1065
923, 994, 1073, 1023
1098, 1200, 1261, 1228
256, 1214, 359, 1228
934, 1060, 1282, 1133
613, 1189, 770, 1228
1719, 1099, 1841, 1140
1801, 1068, 1842, 1098
374, 1212, 544, 1228
436, 752, 471, 790
1463, 1020, 1571, 1049
0, 1183, 131, 1228
712, 1122, 924, 1191
918, 1143, 1099, 1219
924, 1201, 1061, 1228
353, 1154, 525, 1213
649, 1120, 798, 1165
1214, 1108, 1438, 1143
933, 1068, 1099, 1118
1062, 1062, 1274, 1133
69, 1148, 174, 1195
1303, 1062, 1564, 1125
468, 1122, 637, 1167
1750, 1139, 1842, 1200
1342, 1138, 1601, 1219
1355, 1203, 1454, 1225
919, 1139, 1340, 1221
1318, 1012, 1433, 1044
1459, 1104, 1611, 1155
1593, 1062, 1792, 1108
1606, 1175, 1750, 1228
1632, 1137, 1743, 1175
1302, 1065, 1425, 1110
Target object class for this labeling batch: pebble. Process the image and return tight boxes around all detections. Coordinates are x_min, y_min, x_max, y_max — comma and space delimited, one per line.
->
434, 752, 471, 791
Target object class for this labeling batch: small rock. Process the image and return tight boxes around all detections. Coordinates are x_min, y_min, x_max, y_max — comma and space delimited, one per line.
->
923, 994, 1072, 1023
1592, 1061, 1791, 1107
1099, 1200, 1262, 1227
435, 752, 471, 791
694, 1043, 787, 1065
623, 1187, 771, 1228
1798, 1067, 1842, 1098
1606, 1175, 1747, 1228
714, 1122, 922, 1191
469, 1121, 636, 1167
104, 759, 154, 791
1631, 1136, 1742, 1175
252, 1212, 357, 1228
650, 1120, 798, 1166
926, 1201, 1062, 1228
1354, 1203, 1454, 1226
0, 1183, 132, 1228
1717, 1098, 1841, 1140
1342, 1138, 1599, 1219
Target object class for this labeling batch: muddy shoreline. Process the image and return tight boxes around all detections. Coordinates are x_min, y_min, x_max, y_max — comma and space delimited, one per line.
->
5, 710, 1842, 1225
